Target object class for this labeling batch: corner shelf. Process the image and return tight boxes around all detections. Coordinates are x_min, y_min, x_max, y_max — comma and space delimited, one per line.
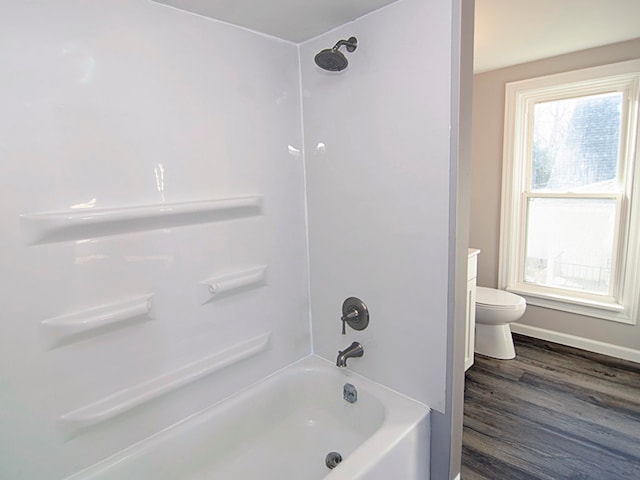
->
58, 332, 271, 440
200, 266, 268, 304
21, 195, 263, 244
41, 295, 154, 350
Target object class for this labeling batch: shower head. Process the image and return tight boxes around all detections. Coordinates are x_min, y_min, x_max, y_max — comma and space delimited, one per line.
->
314, 37, 358, 72
315, 49, 348, 72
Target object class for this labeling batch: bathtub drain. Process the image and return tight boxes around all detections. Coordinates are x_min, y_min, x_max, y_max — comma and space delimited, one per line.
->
325, 451, 343, 470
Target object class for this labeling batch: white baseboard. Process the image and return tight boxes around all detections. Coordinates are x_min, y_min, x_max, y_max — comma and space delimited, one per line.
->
511, 323, 640, 363
453, 474, 461, 480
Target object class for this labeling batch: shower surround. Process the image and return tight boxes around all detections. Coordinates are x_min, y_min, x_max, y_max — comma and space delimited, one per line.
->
0, 0, 458, 478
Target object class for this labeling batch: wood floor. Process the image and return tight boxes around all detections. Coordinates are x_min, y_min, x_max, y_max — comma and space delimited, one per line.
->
461, 334, 640, 480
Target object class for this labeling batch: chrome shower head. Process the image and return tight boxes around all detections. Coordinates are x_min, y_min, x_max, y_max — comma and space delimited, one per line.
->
314, 37, 358, 72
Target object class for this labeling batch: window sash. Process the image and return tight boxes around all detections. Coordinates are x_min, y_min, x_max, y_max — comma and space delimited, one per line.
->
516, 192, 623, 302
525, 93, 626, 195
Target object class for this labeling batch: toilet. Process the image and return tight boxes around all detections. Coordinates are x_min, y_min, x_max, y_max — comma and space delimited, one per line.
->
475, 287, 526, 359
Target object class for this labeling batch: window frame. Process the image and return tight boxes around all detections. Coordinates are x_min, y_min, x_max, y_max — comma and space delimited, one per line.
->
499, 60, 640, 325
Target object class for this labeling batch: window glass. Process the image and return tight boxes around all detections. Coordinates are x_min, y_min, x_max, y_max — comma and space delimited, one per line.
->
531, 92, 622, 192
524, 197, 617, 295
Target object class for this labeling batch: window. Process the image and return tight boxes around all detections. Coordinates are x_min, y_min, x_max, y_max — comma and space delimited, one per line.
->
500, 60, 640, 324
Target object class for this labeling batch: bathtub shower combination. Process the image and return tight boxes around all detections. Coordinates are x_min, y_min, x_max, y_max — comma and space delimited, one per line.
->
67, 357, 430, 480
1, 0, 455, 478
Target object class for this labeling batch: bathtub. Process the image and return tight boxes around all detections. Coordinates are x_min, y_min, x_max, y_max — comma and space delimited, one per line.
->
66, 356, 430, 480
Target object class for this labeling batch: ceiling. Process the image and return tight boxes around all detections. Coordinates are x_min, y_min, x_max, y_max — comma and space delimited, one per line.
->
153, 0, 640, 71
152, 0, 400, 43
474, 0, 640, 73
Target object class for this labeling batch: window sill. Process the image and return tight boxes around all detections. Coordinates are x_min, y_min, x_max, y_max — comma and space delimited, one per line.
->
506, 287, 635, 325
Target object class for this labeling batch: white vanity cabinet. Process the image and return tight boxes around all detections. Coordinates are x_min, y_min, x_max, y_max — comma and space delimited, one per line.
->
465, 249, 480, 371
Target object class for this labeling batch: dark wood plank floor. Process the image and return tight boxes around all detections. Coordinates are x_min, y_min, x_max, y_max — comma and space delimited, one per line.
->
462, 334, 640, 480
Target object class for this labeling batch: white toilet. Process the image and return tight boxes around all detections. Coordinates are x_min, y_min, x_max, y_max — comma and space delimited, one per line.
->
475, 287, 526, 359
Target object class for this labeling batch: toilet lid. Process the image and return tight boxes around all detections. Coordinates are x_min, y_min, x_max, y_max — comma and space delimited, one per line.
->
476, 287, 526, 309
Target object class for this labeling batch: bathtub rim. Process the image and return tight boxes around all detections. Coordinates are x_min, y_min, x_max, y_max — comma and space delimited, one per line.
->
64, 353, 430, 480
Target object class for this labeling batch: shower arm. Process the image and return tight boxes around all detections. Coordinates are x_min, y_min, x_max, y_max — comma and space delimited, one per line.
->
332, 38, 357, 52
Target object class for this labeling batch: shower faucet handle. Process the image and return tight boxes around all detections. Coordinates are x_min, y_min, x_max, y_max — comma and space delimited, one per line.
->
340, 297, 369, 335
341, 309, 359, 335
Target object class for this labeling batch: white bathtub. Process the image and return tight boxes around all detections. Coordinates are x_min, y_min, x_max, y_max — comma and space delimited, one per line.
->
66, 356, 430, 480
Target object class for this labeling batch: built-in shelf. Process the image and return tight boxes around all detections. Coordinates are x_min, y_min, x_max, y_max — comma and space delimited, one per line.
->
41, 295, 154, 350
21, 196, 263, 244
200, 266, 268, 304
58, 332, 271, 440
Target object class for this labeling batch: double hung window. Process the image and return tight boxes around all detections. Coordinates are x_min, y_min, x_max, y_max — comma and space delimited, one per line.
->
500, 60, 640, 324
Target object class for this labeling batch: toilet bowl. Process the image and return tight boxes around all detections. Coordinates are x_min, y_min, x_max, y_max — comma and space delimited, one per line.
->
475, 287, 526, 359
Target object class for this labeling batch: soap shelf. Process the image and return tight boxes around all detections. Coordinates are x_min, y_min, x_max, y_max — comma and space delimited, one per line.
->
41, 295, 154, 350
200, 266, 268, 304
58, 332, 271, 440
21, 195, 263, 244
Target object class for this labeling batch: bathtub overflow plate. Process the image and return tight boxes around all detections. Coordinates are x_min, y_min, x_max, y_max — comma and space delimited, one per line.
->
343, 383, 357, 403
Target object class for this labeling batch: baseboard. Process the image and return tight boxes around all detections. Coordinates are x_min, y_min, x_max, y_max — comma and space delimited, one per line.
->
511, 323, 640, 363
453, 474, 461, 480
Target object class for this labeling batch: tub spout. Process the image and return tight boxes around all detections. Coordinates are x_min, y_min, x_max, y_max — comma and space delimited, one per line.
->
336, 342, 364, 367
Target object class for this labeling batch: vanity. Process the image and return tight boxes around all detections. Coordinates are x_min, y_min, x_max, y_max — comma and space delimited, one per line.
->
465, 249, 480, 371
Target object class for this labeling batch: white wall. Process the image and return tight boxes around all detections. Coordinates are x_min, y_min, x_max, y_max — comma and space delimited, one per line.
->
300, 0, 453, 412
0, 2, 310, 478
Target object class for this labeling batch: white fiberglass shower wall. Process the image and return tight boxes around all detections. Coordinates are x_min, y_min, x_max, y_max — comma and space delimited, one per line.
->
301, 0, 452, 411
0, 3, 309, 477
0, 0, 460, 478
